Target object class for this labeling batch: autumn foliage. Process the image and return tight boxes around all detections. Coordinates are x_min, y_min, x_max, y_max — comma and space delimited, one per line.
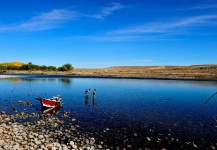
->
11, 62, 23, 67
0, 62, 73, 72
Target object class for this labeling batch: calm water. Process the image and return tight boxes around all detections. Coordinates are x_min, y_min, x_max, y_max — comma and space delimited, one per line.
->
1, 75, 217, 149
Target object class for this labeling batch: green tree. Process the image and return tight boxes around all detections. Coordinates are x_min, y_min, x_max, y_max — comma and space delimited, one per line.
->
47, 66, 57, 71
40, 65, 48, 71
58, 63, 73, 71
64, 63, 73, 70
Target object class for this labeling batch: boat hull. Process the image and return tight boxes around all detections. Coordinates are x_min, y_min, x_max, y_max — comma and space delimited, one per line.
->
41, 98, 62, 108
36, 95, 62, 108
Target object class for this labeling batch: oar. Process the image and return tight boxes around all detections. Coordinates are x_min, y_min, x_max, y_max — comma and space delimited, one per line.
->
200, 91, 217, 109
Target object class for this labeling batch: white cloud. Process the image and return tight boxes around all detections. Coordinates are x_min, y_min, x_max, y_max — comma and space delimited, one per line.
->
19, 9, 77, 31
90, 3, 124, 19
109, 15, 217, 35
68, 15, 217, 42
0, 9, 78, 32
0, 3, 124, 32
66, 34, 179, 42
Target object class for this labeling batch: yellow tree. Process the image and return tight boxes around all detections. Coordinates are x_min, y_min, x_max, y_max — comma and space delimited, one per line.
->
10, 62, 23, 67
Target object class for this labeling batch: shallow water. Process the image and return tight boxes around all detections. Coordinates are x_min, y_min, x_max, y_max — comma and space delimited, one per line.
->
1, 76, 217, 149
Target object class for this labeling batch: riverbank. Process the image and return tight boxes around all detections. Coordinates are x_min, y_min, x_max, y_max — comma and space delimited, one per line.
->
2, 65, 217, 80
0, 105, 99, 149
0, 75, 20, 78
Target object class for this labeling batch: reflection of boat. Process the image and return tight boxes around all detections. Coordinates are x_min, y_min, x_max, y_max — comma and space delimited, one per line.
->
42, 106, 61, 114
36, 95, 63, 108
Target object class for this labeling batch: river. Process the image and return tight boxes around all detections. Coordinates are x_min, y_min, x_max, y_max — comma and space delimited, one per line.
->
1, 75, 217, 149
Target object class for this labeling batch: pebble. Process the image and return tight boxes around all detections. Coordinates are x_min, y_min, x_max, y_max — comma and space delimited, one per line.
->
71, 118, 76, 122
0, 111, 97, 150
98, 145, 103, 149
146, 137, 151, 141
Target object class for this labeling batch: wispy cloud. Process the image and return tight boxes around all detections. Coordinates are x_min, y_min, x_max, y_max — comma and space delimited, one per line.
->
89, 3, 124, 19
0, 9, 77, 32
19, 9, 78, 31
76, 35, 148, 42
176, 4, 217, 11
109, 15, 217, 35
188, 4, 217, 10
69, 15, 217, 42
67, 34, 180, 42
0, 3, 124, 32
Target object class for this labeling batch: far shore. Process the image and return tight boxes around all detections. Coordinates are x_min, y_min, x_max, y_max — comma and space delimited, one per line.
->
0, 75, 21, 78
1, 65, 217, 81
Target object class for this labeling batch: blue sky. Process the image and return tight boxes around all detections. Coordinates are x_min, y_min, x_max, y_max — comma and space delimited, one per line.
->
0, 0, 217, 68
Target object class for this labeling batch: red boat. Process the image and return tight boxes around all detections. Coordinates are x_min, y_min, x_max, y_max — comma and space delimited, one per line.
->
36, 95, 63, 108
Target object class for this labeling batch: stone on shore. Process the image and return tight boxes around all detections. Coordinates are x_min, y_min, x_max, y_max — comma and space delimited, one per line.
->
0, 112, 97, 150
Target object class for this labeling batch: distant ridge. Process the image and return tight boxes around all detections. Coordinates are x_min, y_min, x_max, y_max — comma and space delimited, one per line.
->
2, 64, 217, 80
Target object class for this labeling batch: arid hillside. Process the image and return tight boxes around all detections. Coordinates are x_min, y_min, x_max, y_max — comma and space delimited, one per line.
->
72, 65, 217, 80
3, 65, 217, 80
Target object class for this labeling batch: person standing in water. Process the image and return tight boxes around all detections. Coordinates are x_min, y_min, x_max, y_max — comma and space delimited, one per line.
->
85, 89, 90, 96
93, 89, 97, 97
85, 89, 90, 106
93, 89, 97, 107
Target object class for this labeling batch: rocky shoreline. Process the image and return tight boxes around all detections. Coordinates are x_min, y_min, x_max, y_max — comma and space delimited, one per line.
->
0, 109, 105, 150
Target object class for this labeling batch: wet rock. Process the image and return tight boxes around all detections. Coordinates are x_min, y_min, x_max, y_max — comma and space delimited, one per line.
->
0, 110, 96, 150
4, 117, 10, 121
38, 135, 44, 139
90, 137, 95, 145
98, 145, 103, 149
72, 144, 77, 149
193, 142, 198, 148
63, 146, 69, 150
146, 137, 151, 141
28, 134, 34, 139
1, 111, 6, 115
85, 139, 90, 144
20, 111, 25, 115
70, 141, 75, 146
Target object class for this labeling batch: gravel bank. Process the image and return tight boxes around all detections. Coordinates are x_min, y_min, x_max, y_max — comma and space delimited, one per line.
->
0, 110, 102, 150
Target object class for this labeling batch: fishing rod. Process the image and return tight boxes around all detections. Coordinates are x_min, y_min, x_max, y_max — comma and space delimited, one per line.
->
200, 91, 217, 109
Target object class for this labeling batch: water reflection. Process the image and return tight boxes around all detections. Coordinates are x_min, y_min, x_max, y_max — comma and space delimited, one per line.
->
22, 78, 56, 82
1, 76, 217, 149
93, 96, 97, 107
85, 95, 90, 106
84, 89, 97, 107
2, 75, 217, 87
8, 77, 73, 85
199, 91, 217, 109
41, 106, 61, 115
58, 78, 72, 84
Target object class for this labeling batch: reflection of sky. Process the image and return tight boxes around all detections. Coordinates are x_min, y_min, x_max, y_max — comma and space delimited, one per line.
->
1, 77, 216, 114
1, 77, 217, 148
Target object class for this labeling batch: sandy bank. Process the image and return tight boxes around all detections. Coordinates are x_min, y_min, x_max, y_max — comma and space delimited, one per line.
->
0, 75, 20, 78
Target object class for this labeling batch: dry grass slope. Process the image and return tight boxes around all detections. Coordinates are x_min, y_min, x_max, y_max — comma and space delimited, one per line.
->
72, 65, 217, 80
3, 65, 217, 80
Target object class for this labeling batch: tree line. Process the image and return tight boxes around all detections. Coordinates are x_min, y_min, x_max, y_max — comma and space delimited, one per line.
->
0, 62, 73, 71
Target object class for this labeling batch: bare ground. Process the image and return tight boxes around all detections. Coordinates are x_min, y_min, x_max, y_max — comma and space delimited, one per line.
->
2, 65, 217, 80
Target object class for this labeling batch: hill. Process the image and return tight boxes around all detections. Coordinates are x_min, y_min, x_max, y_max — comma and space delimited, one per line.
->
2, 65, 217, 80
71, 65, 217, 80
